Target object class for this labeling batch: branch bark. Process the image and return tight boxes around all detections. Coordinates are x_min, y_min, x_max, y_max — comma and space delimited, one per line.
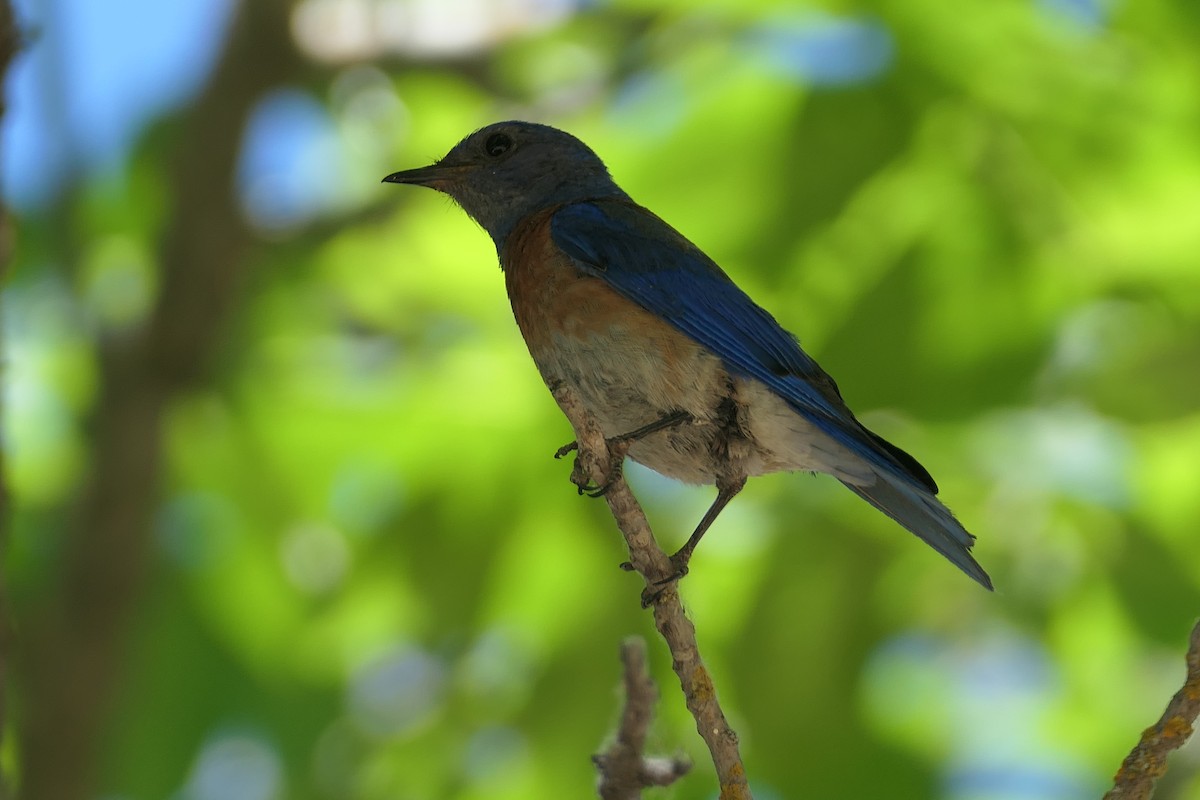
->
552, 384, 753, 800
1104, 619, 1200, 800
594, 637, 691, 799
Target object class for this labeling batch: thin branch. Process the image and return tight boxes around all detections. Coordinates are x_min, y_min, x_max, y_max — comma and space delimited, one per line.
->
552, 383, 753, 800
1104, 619, 1200, 800
594, 637, 691, 799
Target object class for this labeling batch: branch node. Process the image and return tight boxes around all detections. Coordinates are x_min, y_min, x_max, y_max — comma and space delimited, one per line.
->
595, 638, 691, 799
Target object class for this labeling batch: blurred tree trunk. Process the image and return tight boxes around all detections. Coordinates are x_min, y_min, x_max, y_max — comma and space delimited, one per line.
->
3, 3, 23, 797
15, 2, 300, 798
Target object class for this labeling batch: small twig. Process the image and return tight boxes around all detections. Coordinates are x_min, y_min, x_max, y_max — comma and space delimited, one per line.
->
594, 638, 691, 799
1104, 619, 1200, 799
552, 384, 753, 800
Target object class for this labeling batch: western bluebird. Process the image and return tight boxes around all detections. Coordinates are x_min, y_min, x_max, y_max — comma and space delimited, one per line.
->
384, 120, 992, 590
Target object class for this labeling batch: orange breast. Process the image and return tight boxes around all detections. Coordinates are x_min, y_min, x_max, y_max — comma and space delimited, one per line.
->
503, 208, 659, 348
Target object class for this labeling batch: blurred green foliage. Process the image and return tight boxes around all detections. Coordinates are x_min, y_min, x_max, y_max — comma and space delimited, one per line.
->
6, 0, 1200, 798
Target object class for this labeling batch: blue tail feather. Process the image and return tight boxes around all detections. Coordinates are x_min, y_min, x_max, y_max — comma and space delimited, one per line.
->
841, 471, 992, 590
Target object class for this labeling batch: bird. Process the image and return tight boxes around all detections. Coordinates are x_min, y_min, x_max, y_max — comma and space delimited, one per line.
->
383, 120, 992, 591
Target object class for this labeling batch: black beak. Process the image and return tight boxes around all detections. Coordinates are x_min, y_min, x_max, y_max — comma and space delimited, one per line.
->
382, 163, 461, 188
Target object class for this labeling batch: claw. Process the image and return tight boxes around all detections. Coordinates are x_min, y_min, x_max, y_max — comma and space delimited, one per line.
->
640, 579, 678, 609
577, 479, 614, 497
584, 459, 624, 497
563, 440, 626, 498
633, 549, 698, 608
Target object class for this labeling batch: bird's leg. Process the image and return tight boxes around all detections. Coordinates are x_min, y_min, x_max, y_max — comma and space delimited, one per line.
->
554, 409, 692, 459
634, 476, 747, 606
668, 476, 745, 575
556, 410, 692, 497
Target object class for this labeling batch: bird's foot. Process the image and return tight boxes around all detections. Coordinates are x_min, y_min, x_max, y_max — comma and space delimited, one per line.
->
664, 551, 692, 585
556, 436, 631, 497
621, 553, 691, 609
554, 411, 691, 495
574, 454, 626, 498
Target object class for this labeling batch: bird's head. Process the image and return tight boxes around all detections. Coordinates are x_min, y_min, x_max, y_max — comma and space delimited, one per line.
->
383, 121, 624, 246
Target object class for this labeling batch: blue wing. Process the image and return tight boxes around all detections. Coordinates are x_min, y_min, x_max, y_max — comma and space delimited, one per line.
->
549, 198, 927, 486
550, 199, 991, 590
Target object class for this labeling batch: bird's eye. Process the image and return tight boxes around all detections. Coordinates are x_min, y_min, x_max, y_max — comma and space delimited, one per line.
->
484, 133, 513, 157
